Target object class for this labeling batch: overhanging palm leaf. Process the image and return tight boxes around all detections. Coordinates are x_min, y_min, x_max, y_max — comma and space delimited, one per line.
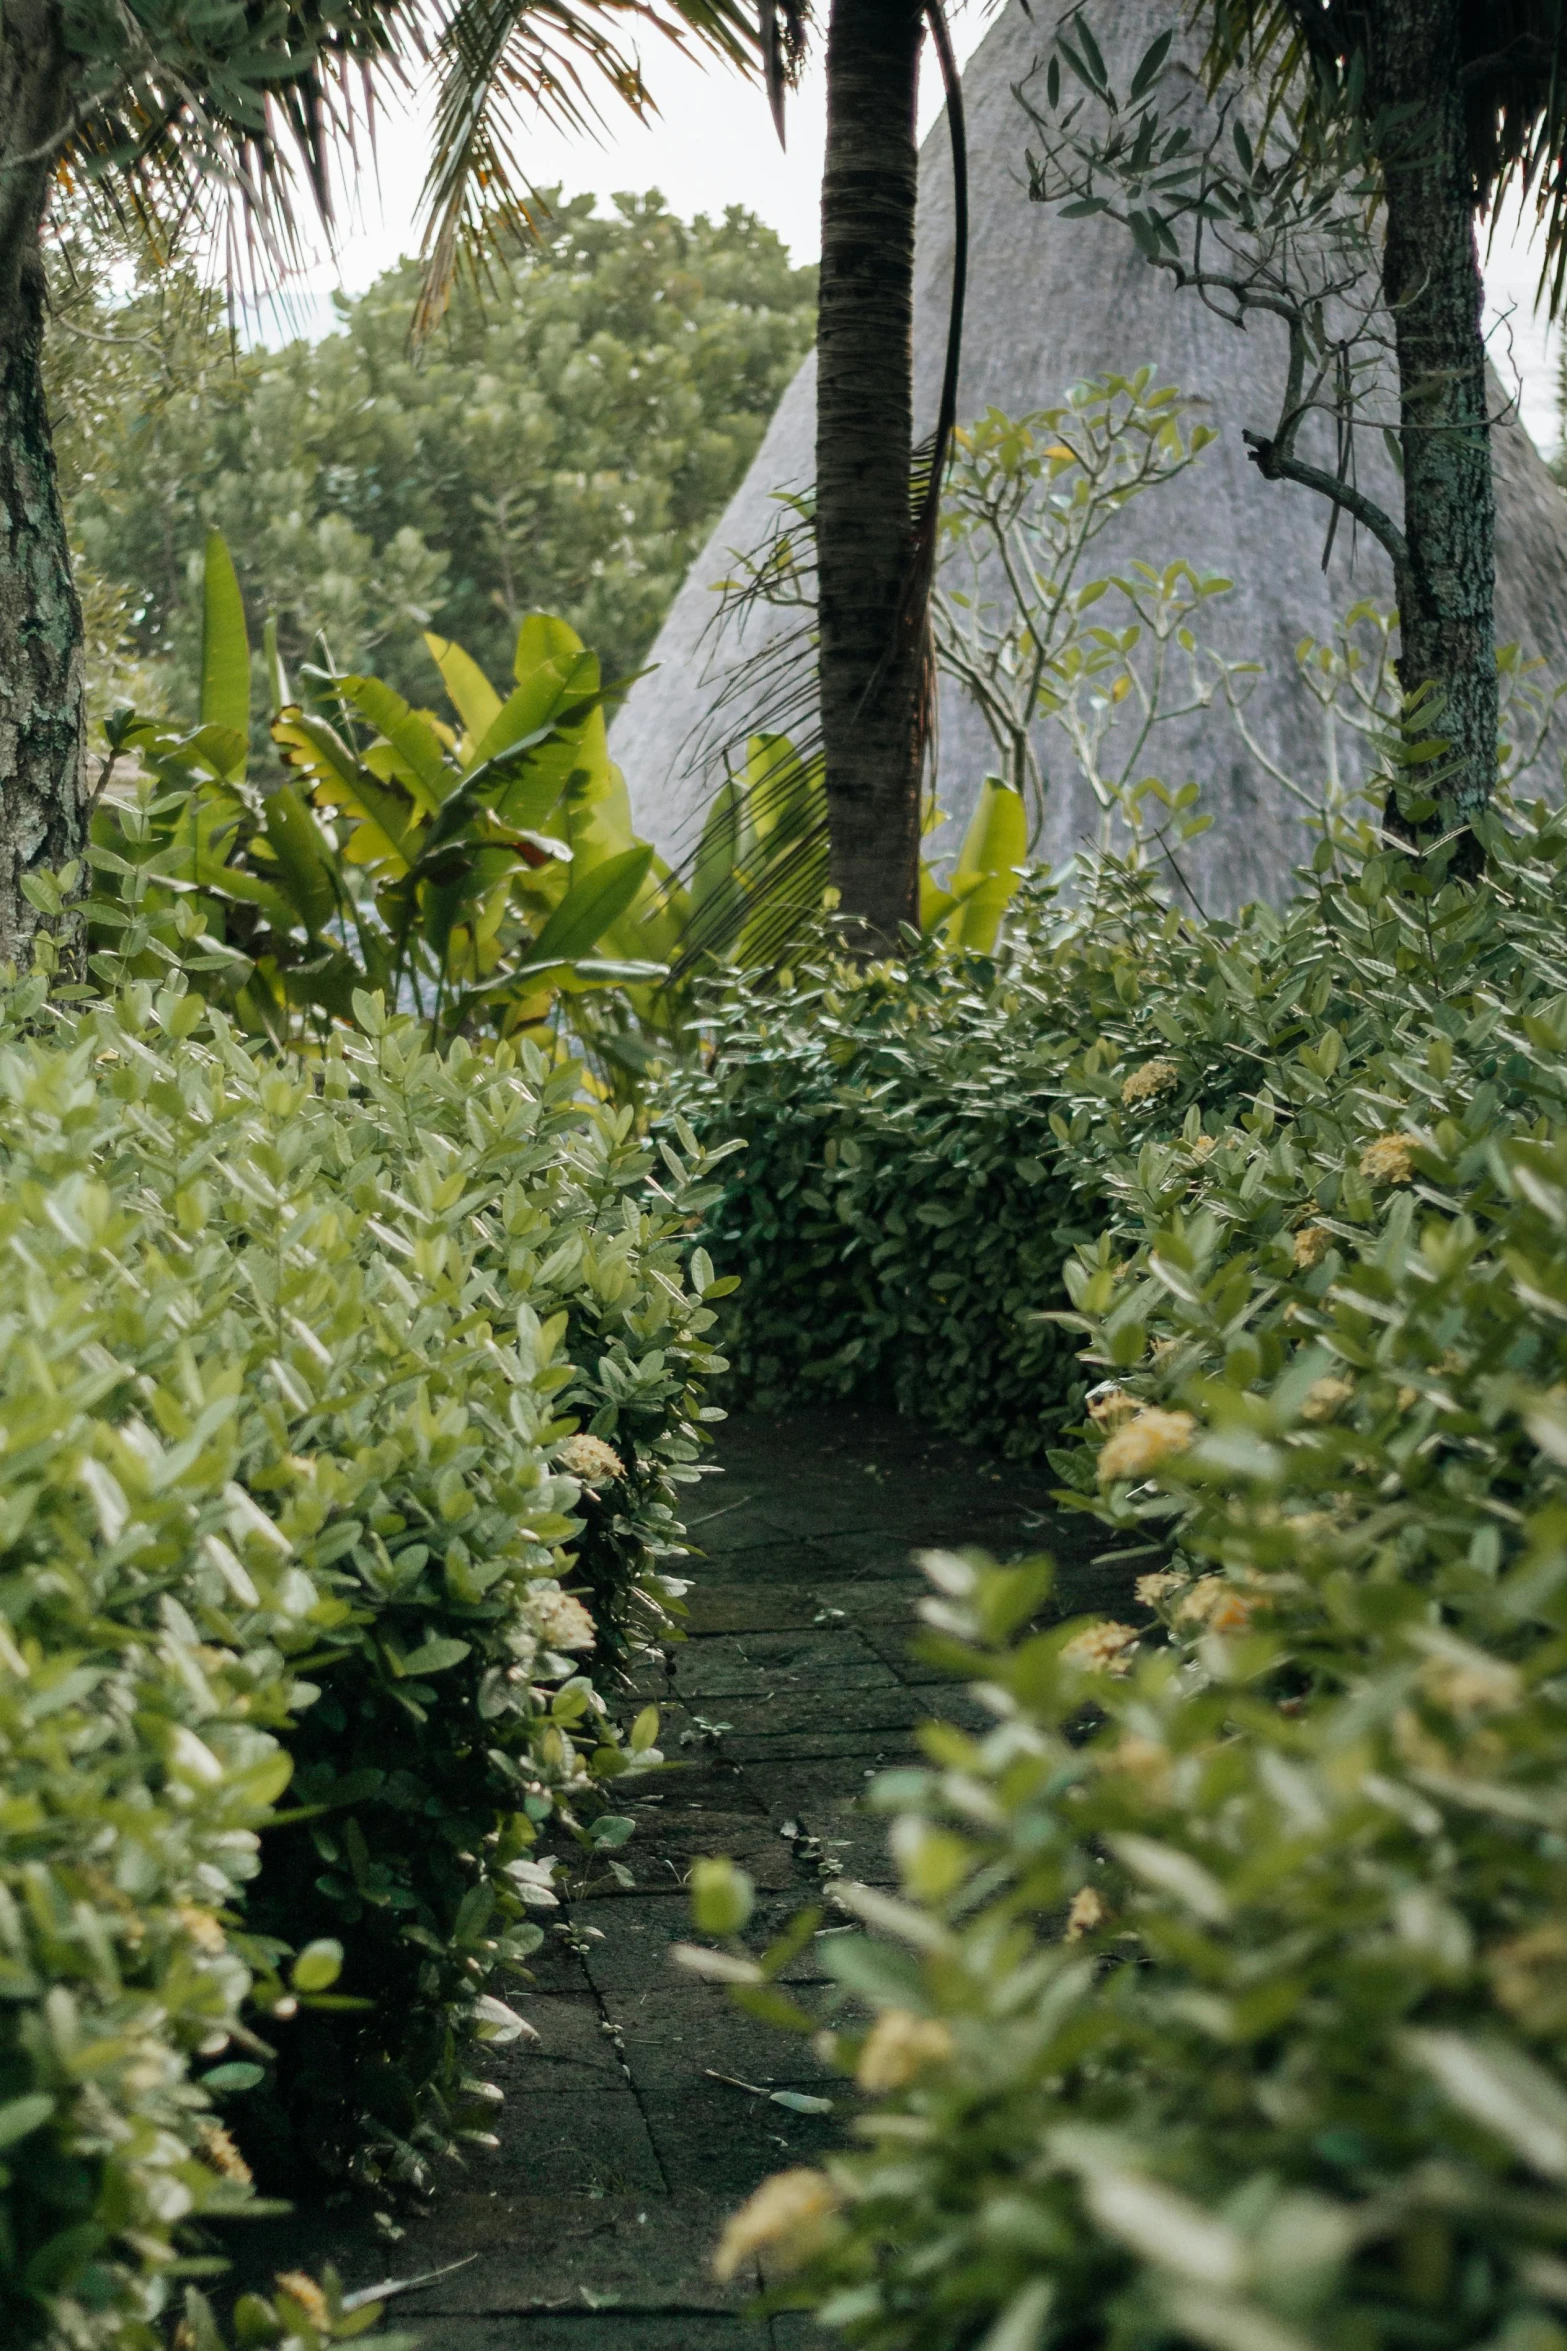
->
414, 0, 760, 337
54, 0, 761, 322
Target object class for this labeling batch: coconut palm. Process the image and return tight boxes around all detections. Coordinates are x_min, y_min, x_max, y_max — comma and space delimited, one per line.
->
0, 0, 755, 961
803, 0, 966, 948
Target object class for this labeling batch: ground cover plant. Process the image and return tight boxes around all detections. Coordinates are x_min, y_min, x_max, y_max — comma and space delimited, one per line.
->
686, 797, 1567, 2350
0, 960, 732, 2345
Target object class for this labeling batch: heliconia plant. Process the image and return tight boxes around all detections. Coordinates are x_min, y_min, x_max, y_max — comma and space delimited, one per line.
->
85, 534, 667, 1050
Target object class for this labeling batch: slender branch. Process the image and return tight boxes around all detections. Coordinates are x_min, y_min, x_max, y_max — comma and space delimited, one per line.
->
1241, 427, 1407, 566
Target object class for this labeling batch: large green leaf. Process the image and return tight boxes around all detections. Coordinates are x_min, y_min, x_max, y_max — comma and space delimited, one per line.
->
691, 777, 744, 919
424, 632, 503, 744
263, 784, 340, 938
275, 713, 417, 863
519, 843, 654, 970
470, 643, 595, 772
199, 533, 250, 765
339, 678, 450, 814
947, 777, 1027, 952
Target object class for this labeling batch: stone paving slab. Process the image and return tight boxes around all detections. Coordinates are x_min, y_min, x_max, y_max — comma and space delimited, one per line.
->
228, 1405, 1120, 2350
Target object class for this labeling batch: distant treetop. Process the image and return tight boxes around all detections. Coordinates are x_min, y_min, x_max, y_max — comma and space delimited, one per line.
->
49, 190, 817, 739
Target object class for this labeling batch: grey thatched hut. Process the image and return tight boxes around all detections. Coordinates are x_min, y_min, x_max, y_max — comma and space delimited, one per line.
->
609, 0, 1567, 911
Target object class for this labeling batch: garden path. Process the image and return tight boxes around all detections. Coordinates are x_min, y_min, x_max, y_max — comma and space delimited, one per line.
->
256, 1406, 1122, 2351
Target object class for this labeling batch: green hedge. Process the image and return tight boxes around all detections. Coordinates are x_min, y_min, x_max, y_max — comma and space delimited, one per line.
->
690, 801, 1567, 2351
0, 972, 730, 2343
665, 891, 1095, 1453
665, 869, 1263, 1455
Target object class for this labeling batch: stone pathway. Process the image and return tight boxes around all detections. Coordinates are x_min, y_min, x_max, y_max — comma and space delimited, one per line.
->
246, 1407, 1125, 2349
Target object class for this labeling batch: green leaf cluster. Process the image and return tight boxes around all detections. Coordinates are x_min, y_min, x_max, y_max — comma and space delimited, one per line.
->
84, 539, 671, 1055
724, 1516, 1567, 2351
0, 967, 730, 2338
662, 867, 1182, 1454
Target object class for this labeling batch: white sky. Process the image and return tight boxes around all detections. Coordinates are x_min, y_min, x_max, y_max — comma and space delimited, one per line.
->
243, 17, 1564, 459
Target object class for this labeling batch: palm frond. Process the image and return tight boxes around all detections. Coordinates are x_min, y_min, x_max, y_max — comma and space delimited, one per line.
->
413, 0, 762, 339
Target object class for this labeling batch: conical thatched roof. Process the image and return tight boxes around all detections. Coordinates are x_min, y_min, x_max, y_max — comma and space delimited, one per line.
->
610, 0, 1567, 911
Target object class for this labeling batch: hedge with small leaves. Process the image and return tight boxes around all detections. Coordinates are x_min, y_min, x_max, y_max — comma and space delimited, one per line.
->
690, 802, 1567, 2351
0, 972, 730, 2343
664, 891, 1103, 1455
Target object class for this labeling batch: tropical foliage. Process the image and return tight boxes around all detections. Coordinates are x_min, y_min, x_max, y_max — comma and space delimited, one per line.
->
84, 535, 668, 1052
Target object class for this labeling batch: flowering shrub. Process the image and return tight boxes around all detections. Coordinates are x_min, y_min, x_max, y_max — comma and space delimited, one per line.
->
663, 885, 1102, 1453
672, 796, 1567, 1467
698, 1527, 1567, 2351
687, 802, 1567, 2351
0, 972, 729, 2341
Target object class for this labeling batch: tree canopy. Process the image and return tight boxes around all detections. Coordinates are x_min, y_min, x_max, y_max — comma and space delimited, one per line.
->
48, 191, 815, 731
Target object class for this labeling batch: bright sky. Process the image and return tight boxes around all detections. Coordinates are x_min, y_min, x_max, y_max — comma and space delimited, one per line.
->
244, 17, 1564, 458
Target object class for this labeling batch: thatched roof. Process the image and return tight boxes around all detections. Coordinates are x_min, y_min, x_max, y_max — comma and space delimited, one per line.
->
610, 0, 1567, 912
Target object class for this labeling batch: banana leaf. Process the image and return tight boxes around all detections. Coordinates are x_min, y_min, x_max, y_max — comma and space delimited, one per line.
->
517, 843, 654, 971
200, 531, 250, 764
423, 633, 503, 746
944, 777, 1027, 953
337, 678, 450, 814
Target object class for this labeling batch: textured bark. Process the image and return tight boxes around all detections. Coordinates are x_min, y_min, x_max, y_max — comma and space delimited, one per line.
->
0, 0, 85, 964
1365, 0, 1496, 841
816, 0, 924, 952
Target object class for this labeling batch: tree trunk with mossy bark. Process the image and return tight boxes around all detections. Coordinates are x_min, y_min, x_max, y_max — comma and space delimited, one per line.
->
816, 0, 925, 952
1363, 0, 1495, 846
0, 0, 85, 966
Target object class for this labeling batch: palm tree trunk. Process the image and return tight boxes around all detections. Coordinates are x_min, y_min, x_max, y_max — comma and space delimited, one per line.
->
1369, 0, 1495, 845
816, 0, 924, 951
0, 7, 85, 965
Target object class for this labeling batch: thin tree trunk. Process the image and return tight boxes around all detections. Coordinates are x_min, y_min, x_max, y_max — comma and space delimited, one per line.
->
1369, 0, 1495, 847
0, 4, 85, 965
816, 0, 924, 952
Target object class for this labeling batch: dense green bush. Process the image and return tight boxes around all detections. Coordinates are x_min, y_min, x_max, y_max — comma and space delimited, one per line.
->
665, 868, 1212, 1454
691, 800, 1567, 2351
670, 787, 1567, 1457
707, 1522, 1567, 2351
0, 969, 729, 2341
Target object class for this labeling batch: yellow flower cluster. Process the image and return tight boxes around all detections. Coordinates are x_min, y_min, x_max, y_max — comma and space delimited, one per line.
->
1135, 1570, 1187, 1606
198, 2122, 252, 2184
1063, 1886, 1107, 1942
856, 2008, 955, 2091
1301, 1375, 1354, 1423
533, 1588, 597, 1651
274, 2275, 330, 2328
1293, 1224, 1331, 1269
1086, 1383, 1138, 1427
175, 1905, 226, 1954
556, 1433, 626, 1485
1120, 1058, 1181, 1108
1098, 1407, 1195, 1482
1360, 1132, 1417, 1185
1176, 1576, 1261, 1635
1060, 1620, 1140, 1675
713, 2167, 840, 2281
